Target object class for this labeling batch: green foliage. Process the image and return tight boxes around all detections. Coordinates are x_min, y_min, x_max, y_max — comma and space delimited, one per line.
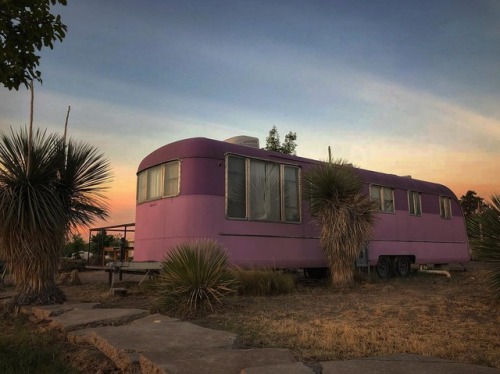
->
155, 239, 238, 317
91, 231, 123, 249
303, 160, 377, 288
0, 126, 111, 306
233, 269, 296, 296
467, 194, 500, 298
0, 314, 78, 374
0, 0, 68, 90
63, 233, 86, 257
460, 190, 489, 218
265, 126, 297, 155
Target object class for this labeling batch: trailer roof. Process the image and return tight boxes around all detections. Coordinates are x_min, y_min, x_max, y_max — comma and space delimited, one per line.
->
138, 137, 456, 198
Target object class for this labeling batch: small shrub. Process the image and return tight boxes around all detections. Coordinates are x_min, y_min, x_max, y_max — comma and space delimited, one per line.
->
154, 239, 238, 317
58, 258, 85, 272
234, 269, 296, 296
0, 314, 78, 374
468, 194, 500, 298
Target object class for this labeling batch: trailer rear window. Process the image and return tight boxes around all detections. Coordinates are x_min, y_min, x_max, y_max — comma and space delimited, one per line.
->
408, 191, 422, 216
370, 185, 395, 213
137, 160, 180, 204
226, 155, 300, 222
439, 196, 452, 219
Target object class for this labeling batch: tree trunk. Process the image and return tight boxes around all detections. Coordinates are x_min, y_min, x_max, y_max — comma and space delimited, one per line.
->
5, 234, 66, 308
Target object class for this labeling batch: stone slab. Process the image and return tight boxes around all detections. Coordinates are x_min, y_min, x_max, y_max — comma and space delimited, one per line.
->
82, 314, 237, 372
87, 313, 236, 352
242, 362, 315, 374
140, 348, 296, 374
49, 307, 149, 332
321, 354, 500, 374
22, 302, 100, 321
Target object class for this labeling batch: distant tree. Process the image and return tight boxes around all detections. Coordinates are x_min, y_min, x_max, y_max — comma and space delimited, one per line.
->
282, 132, 297, 155
467, 195, 500, 298
265, 126, 281, 152
460, 190, 489, 217
0, 0, 67, 90
91, 231, 116, 249
265, 126, 297, 155
63, 234, 86, 257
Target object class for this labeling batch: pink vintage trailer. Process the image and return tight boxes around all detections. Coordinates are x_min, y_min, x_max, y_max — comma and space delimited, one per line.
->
134, 137, 469, 277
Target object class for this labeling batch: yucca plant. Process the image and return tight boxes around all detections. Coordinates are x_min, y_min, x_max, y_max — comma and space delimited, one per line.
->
155, 239, 238, 317
467, 195, 500, 298
303, 160, 377, 288
0, 127, 111, 307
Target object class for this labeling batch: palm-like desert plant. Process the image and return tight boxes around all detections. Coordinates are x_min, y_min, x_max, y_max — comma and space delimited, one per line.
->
303, 160, 377, 288
467, 195, 500, 298
0, 127, 111, 306
155, 239, 238, 317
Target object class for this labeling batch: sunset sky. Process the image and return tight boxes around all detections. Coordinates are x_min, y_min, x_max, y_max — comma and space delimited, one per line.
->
1, 0, 499, 233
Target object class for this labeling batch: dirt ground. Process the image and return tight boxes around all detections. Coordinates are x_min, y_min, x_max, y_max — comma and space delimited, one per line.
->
1, 261, 499, 372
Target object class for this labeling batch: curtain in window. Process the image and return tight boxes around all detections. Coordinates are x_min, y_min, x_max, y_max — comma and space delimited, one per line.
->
250, 160, 280, 221
227, 157, 246, 218
370, 186, 382, 210
284, 166, 300, 222
415, 192, 421, 215
137, 171, 147, 203
164, 161, 180, 196
409, 191, 421, 215
146, 165, 162, 200
383, 188, 394, 212
440, 197, 451, 218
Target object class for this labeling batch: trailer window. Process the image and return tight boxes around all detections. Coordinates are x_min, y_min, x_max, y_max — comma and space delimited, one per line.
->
250, 160, 280, 221
137, 160, 180, 204
226, 155, 300, 222
147, 165, 162, 200
227, 156, 246, 218
370, 185, 395, 213
439, 196, 452, 219
284, 166, 300, 222
408, 191, 422, 216
163, 161, 180, 197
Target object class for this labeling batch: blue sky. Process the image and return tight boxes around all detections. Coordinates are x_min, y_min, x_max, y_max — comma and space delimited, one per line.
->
1, 0, 499, 227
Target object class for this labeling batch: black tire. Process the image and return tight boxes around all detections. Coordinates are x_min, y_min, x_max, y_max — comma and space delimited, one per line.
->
304, 267, 328, 279
394, 256, 411, 277
376, 256, 392, 279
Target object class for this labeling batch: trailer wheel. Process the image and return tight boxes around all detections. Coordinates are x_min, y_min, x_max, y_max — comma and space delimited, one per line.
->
376, 256, 392, 279
304, 267, 329, 279
394, 256, 411, 277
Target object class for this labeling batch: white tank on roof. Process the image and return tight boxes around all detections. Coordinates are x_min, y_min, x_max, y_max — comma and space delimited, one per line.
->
224, 135, 260, 148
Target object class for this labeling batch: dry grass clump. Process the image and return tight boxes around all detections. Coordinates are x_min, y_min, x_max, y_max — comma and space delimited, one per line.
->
233, 269, 296, 296
203, 266, 500, 368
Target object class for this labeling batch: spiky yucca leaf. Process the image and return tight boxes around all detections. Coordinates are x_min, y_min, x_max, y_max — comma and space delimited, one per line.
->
59, 139, 112, 230
468, 195, 500, 298
0, 127, 111, 307
156, 239, 238, 317
303, 160, 377, 288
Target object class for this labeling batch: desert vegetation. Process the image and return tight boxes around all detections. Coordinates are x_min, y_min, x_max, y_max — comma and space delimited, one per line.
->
0, 127, 111, 307
467, 194, 500, 297
303, 160, 377, 288
153, 239, 239, 317
1, 262, 499, 371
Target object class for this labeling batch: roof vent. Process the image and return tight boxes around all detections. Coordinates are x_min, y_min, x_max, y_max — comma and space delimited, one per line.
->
224, 135, 260, 148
